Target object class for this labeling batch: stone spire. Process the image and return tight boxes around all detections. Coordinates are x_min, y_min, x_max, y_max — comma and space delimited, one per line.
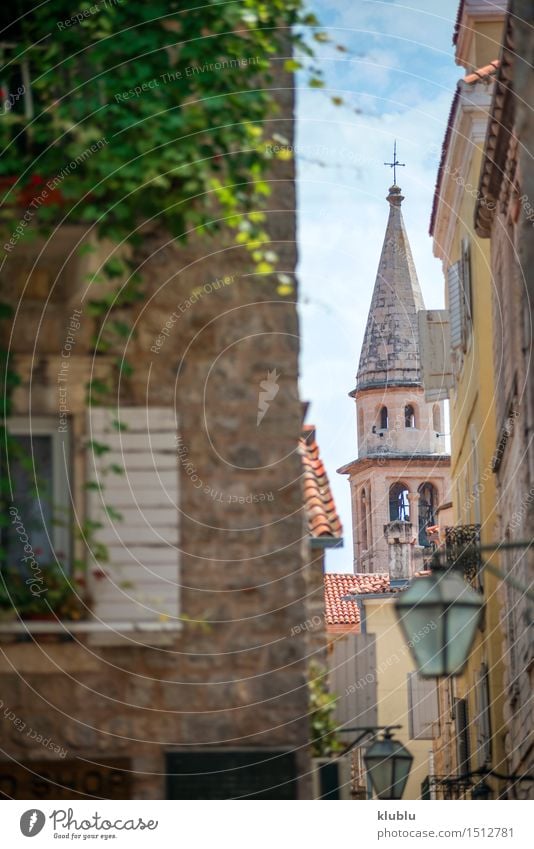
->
356, 185, 425, 392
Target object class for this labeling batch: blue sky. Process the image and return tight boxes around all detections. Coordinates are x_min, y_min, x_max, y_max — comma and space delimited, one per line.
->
296, 1, 460, 571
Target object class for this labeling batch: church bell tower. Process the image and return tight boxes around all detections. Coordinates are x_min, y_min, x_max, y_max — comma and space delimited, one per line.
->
338, 182, 450, 577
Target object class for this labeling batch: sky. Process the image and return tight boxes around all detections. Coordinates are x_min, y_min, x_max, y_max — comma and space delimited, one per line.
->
296, 1, 460, 571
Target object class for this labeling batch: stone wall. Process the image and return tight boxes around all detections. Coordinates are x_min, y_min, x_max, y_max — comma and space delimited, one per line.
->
0, 73, 313, 798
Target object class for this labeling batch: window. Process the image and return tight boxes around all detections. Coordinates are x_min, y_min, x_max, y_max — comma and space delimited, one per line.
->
0, 35, 36, 156
2, 419, 71, 573
407, 672, 439, 739
418, 482, 437, 546
432, 404, 441, 432
404, 404, 416, 428
389, 482, 410, 521
360, 489, 368, 550
379, 406, 388, 430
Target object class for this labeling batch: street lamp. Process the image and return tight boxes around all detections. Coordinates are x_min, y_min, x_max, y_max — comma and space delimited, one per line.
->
395, 567, 483, 677
363, 728, 414, 800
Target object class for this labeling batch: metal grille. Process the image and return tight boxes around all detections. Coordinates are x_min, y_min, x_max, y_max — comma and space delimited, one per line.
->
166, 750, 298, 799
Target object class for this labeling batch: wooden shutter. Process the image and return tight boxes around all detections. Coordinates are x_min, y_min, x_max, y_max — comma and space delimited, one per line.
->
447, 261, 464, 351
475, 664, 492, 768
461, 238, 473, 325
87, 407, 179, 633
454, 697, 471, 777
331, 633, 377, 735
407, 672, 439, 739
418, 309, 454, 401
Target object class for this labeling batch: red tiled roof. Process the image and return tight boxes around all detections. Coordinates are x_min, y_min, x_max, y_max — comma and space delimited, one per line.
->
324, 573, 392, 627
429, 60, 499, 237
299, 425, 342, 539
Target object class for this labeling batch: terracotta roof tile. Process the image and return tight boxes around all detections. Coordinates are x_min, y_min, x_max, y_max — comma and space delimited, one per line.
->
463, 60, 500, 85
299, 425, 342, 539
324, 573, 392, 627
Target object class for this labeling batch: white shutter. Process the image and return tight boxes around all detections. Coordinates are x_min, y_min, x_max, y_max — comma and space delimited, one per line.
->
418, 309, 454, 401
86, 407, 179, 636
407, 672, 439, 739
331, 634, 377, 735
447, 261, 464, 351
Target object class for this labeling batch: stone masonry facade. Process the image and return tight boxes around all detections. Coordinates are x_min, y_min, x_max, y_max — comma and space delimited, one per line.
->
0, 73, 314, 798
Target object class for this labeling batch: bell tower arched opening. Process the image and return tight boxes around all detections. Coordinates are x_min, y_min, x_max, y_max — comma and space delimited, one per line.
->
389, 482, 410, 521
418, 482, 437, 546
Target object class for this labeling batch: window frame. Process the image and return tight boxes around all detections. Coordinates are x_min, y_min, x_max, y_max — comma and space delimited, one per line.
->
418, 482, 437, 547
389, 481, 410, 522
6, 416, 72, 571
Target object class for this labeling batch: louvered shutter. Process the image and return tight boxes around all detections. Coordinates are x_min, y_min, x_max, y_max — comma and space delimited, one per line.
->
475, 664, 492, 768
332, 634, 377, 734
454, 697, 471, 777
447, 261, 464, 351
407, 672, 439, 739
86, 407, 179, 635
418, 309, 454, 401
461, 238, 473, 324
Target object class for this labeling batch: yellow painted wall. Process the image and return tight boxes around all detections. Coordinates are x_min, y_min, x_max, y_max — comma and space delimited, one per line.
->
473, 22, 504, 68
446, 143, 506, 796
363, 600, 434, 800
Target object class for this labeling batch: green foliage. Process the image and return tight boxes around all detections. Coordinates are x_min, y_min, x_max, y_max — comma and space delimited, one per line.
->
0, 2, 329, 612
308, 662, 343, 757
0, 1, 321, 253
0, 562, 85, 620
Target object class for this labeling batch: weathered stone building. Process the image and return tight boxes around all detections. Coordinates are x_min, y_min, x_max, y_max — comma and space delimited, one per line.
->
0, 68, 316, 798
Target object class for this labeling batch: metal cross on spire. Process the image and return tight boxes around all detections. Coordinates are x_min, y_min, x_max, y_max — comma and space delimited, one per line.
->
384, 140, 405, 185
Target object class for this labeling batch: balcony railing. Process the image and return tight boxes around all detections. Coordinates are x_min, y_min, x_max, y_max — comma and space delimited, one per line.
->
444, 524, 482, 591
